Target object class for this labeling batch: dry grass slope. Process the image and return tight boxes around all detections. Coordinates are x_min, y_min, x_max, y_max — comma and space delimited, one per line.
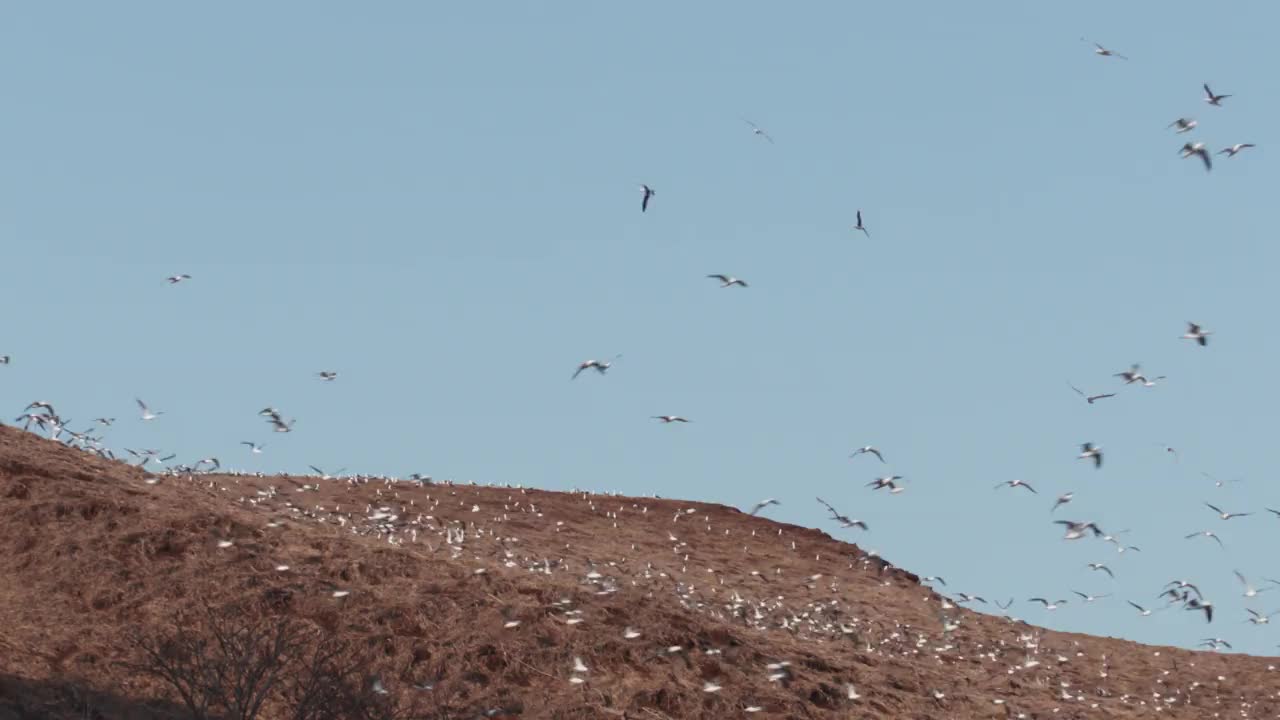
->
1, 424, 1278, 719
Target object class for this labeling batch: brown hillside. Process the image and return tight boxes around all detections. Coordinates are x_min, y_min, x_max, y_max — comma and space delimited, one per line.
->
1, 424, 1277, 719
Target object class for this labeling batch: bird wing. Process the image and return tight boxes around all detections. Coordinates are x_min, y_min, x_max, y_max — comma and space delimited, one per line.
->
1204, 83, 1213, 98
1206, 502, 1223, 514
1128, 601, 1145, 611
1068, 383, 1086, 398
136, 398, 148, 411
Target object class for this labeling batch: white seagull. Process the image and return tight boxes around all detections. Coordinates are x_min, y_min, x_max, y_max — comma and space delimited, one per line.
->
572, 355, 621, 380
748, 498, 780, 516
317, 371, 338, 381
1205, 502, 1251, 521
1168, 117, 1198, 134
166, 274, 192, 284
1089, 41, 1128, 60
867, 476, 905, 494
1127, 601, 1155, 617
994, 479, 1038, 494
240, 441, 264, 454
1181, 321, 1210, 346
652, 415, 691, 424
706, 274, 748, 288
817, 497, 869, 531
1055, 520, 1105, 540
1235, 570, 1272, 598
1088, 563, 1115, 579
1028, 598, 1067, 611
1181, 141, 1212, 172
742, 118, 774, 144
1051, 492, 1075, 513
1078, 442, 1103, 469
1219, 143, 1256, 157
136, 398, 164, 421
1185, 529, 1226, 548
1068, 382, 1115, 404
850, 446, 885, 463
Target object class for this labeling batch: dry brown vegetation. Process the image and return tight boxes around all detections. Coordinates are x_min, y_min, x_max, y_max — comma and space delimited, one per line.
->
2, 423, 1279, 719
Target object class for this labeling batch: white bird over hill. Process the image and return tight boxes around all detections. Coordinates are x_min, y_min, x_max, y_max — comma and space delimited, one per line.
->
748, 498, 780, 516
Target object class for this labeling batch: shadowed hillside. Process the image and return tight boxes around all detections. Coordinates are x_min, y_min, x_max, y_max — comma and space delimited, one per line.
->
1, 424, 1278, 719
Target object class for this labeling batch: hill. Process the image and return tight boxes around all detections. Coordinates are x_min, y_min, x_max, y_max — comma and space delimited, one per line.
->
1, 424, 1277, 719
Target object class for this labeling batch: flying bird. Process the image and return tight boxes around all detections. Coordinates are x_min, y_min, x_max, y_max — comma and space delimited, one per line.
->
1068, 383, 1115, 404
1185, 530, 1226, 548
850, 446, 885, 463
1052, 492, 1075, 513
816, 497, 869, 531
706, 274, 748, 288
136, 398, 164, 421
1088, 563, 1115, 579
317, 371, 338, 381
652, 415, 691, 424
867, 476, 905, 494
1055, 520, 1105, 540
1088, 41, 1128, 60
1185, 598, 1214, 623
1181, 141, 1212, 172
240, 441, 264, 454
1219, 143, 1256, 157
1205, 502, 1251, 520
1078, 442, 1103, 469
166, 274, 192, 284
1028, 598, 1068, 611
1247, 609, 1280, 625
640, 184, 655, 213
1127, 601, 1155, 617
572, 355, 621, 380
1181, 322, 1210, 346
1234, 570, 1272, 598
852, 210, 870, 237
1072, 591, 1111, 604
748, 498, 780, 516
1203, 83, 1231, 106
742, 118, 774, 144
994, 479, 1038, 494
1168, 118, 1198, 134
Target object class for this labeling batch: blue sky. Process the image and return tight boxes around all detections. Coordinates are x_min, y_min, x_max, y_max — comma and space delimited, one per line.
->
4, 2, 1280, 654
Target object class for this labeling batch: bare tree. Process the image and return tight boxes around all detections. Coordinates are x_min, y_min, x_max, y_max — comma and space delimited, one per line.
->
124, 600, 408, 720
125, 601, 305, 720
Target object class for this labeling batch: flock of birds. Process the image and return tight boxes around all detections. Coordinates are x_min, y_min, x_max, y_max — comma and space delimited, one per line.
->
2, 34, 1279, 717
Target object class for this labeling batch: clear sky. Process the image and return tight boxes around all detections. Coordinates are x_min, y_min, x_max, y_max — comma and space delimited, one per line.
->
4, 2, 1279, 655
